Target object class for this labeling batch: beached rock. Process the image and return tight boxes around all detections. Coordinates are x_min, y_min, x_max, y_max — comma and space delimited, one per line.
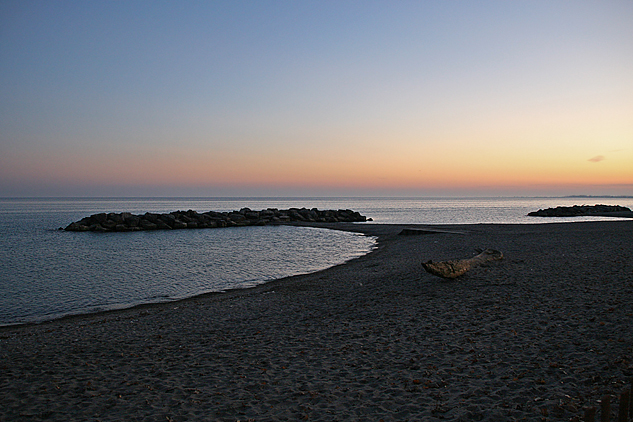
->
528, 204, 632, 218
422, 249, 504, 279
63, 208, 370, 232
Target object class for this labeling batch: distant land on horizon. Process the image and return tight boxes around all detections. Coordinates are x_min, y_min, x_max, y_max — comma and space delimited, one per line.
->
563, 195, 633, 199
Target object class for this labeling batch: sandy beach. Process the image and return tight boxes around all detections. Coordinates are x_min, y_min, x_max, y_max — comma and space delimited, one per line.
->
1, 221, 632, 421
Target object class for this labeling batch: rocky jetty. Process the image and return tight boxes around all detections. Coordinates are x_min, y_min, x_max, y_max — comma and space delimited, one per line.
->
63, 208, 370, 232
528, 204, 633, 218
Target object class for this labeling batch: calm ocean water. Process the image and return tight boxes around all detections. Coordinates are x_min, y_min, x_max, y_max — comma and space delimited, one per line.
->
1, 196, 631, 326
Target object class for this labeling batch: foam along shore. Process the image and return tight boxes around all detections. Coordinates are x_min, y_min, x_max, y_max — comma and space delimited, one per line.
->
63, 208, 370, 232
2, 221, 633, 421
528, 204, 633, 218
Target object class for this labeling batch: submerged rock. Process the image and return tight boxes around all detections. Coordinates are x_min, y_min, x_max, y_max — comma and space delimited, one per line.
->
64, 208, 370, 232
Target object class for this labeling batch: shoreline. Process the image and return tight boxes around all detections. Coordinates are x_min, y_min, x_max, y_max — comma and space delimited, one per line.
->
0, 222, 463, 329
2, 221, 632, 421
0, 222, 381, 329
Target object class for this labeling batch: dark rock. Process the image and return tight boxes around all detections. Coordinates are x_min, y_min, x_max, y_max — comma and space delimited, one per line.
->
139, 219, 158, 230
228, 213, 245, 222
245, 211, 260, 220
65, 222, 89, 231
102, 220, 116, 229
144, 213, 159, 223
155, 221, 171, 230
108, 213, 122, 223
64, 208, 370, 232
528, 204, 632, 218
172, 220, 187, 229
179, 215, 194, 224
160, 214, 175, 225
90, 224, 108, 232
92, 213, 107, 224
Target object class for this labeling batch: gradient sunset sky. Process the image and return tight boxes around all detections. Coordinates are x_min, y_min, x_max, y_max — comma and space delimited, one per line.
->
1, 1, 632, 197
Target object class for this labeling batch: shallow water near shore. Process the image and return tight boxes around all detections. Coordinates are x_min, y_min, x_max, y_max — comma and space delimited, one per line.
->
0, 199, 377, 325
1, 196, 631, 325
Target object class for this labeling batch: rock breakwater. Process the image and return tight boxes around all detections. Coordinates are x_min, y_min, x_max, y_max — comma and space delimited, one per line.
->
528, 204, 633, 217
63, 208, 370, 232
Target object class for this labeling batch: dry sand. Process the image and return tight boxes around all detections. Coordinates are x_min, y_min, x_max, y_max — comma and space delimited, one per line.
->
1, 221, 632, 421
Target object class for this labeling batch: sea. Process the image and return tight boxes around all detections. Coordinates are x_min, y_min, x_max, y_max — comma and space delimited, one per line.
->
1, 196, 631, 326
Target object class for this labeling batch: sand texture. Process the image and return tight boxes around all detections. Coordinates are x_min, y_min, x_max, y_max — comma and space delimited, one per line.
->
1, 221, 632, 421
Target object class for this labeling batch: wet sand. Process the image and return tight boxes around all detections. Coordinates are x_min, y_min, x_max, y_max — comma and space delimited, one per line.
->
1, 221, 632, 421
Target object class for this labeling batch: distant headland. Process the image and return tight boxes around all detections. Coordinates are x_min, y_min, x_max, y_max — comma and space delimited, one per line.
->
63, 208, 371, 232
528, 204, 633, 218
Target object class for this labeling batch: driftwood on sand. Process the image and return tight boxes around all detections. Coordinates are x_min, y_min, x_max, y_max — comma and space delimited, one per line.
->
422, 249, 503, 279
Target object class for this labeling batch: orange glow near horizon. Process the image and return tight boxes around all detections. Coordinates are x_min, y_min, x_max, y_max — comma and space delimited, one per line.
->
3, 138, 631, 195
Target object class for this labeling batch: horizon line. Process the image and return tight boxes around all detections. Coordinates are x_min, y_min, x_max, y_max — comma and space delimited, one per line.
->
2, 195, 633, 200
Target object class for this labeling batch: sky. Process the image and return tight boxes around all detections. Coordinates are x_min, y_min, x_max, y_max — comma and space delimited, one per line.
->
1, 1, 632, 197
